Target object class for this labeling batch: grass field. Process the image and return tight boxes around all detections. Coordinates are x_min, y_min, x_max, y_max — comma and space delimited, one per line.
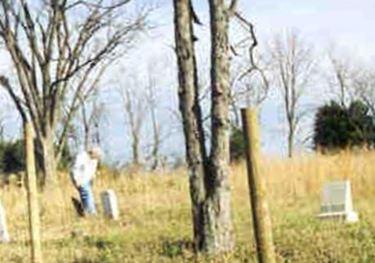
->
0, 151, 374, 262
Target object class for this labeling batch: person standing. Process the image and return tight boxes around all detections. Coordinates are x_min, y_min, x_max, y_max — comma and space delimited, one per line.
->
70, 147, 101, 215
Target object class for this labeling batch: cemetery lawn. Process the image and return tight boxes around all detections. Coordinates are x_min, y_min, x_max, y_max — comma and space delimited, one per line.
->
0, 151, 374, 262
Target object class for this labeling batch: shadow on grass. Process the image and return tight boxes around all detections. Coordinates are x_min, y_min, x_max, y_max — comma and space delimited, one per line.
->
161, 238, 194, 258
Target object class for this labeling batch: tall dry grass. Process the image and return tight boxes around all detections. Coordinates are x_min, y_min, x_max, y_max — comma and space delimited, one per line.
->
0, 150, 374, 262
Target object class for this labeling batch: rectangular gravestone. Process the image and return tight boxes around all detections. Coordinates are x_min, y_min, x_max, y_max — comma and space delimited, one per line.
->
0, 201, 10, 243
318, 180, 359, 223
101, 189, 119, 220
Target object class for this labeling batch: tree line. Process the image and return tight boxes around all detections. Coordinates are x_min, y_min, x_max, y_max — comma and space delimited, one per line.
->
0, 0, 374, 257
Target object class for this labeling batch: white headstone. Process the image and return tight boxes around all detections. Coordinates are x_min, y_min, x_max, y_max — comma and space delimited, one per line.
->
101, 189, 119, 220
0, 201, 10, 243
318, 180, 359, 223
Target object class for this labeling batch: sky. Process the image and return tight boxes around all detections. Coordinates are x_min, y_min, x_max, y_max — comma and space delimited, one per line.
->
99, 0, 375, 164
1, 0, 374, 165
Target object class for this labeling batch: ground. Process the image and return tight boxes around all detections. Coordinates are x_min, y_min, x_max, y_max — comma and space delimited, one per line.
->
0, 151, 374, 262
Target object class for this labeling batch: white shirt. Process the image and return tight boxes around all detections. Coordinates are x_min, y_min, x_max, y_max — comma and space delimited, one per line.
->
70, 151, 98, 187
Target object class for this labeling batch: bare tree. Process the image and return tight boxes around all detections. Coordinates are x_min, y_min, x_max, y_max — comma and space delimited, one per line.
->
119, 80, 146, 167
145, 71, 162, 170
0, 1, 147, 185
353, 68, 375, 115
205, 0, 239, 252
326, 52, 355, 107
174, 0, 248, 254
80, 93, 106, 149
325, 49, 375, 115
269, 31, 315, 158
173, 0, 209, 252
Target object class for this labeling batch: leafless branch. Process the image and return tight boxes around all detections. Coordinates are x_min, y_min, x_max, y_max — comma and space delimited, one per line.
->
0, 0, 150, 181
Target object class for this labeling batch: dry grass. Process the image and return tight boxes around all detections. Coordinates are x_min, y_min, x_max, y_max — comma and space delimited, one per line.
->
0, 150, 374, 262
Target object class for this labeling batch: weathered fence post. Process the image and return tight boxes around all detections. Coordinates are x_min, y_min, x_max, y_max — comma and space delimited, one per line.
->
241, 108, 276, 263
0, 201, 10, 243
24, 122, 43, 263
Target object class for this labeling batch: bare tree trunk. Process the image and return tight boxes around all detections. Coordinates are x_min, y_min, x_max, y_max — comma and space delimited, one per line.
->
203, 0, 234, 253
173, 0, 208, 251
270, 32, 315, 159
286, 111, 295, 158
81, 102, 90, 149
120, 85, 144, 167
39, 128, 57, 187
145, 73, 162, 170
287, 127, 294, 158
174, 0, 235, 254
150, 107, 161, 170
132, 131, 140, 166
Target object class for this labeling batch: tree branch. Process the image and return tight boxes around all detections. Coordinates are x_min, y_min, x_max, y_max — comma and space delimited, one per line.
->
0, 75, 28, 122
228, 0, 239, 16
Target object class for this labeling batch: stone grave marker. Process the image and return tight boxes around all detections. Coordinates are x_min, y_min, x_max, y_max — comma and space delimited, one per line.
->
0, 201, 10, 243
101, 189, 119, 220
318, 180, 358, 223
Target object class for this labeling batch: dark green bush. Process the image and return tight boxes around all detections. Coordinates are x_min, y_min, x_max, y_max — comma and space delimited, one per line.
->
0, 140, 25, 174
0, 139, 72, 175
230, 126, 246, 162
313, 100, 375, 151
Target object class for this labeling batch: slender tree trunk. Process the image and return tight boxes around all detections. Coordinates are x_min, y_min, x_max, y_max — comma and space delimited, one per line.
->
287, 126, 294, 158
150, 127, 160, 170
82, 102, 90, 149
203, 0, 234, 253
150, 102, 161, 170
121, 88, 142, 167
173, 0, 208, 251
132, 132, 140, 166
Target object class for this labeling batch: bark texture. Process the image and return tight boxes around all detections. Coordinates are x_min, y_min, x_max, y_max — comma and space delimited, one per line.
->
173, 0, 235, 254
39, 131, 57, 187
173, 0, 208, 251
204, 0, 234, 253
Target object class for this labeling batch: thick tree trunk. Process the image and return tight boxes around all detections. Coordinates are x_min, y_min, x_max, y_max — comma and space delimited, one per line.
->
174, 0, 235, 254
204, 0, 234, 253
173, 0, 208, 251
38, 128, 57, 188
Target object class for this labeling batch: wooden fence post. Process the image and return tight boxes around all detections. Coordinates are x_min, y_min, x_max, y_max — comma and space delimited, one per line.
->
241, 108, 276, 263
24, 122, 43, 263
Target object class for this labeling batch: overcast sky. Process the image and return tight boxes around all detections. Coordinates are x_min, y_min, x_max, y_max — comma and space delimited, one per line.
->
1, 0, 374, 165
